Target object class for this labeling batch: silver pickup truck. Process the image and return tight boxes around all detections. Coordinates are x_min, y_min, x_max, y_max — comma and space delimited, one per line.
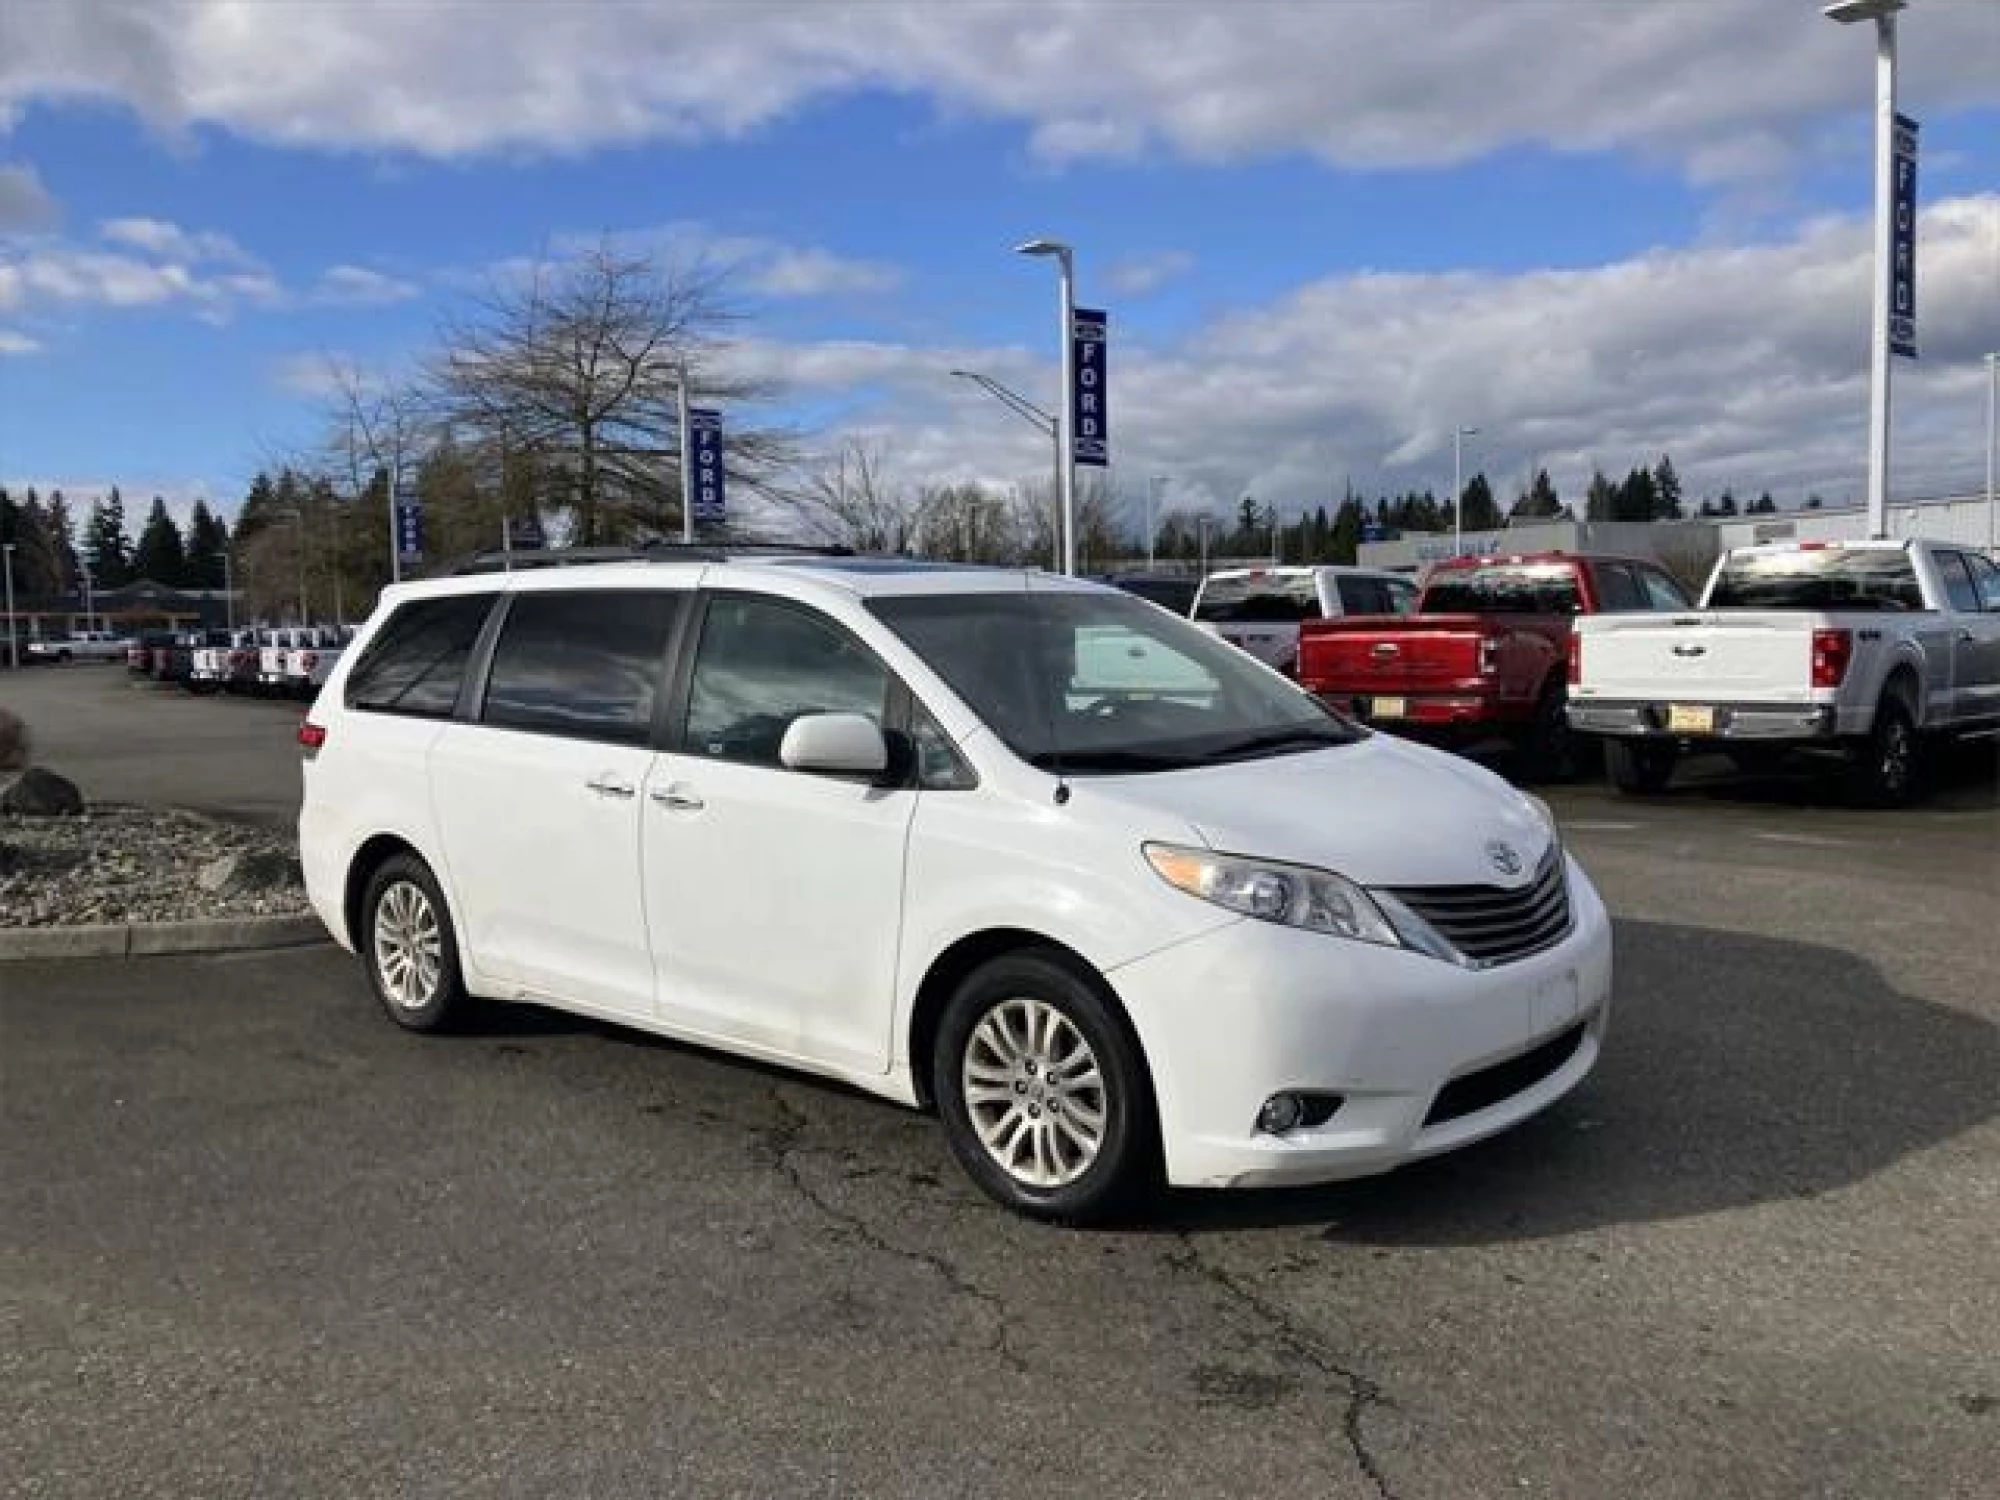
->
1567, 539, 2000, 804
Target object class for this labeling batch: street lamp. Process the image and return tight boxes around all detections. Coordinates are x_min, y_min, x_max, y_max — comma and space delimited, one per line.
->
1147, 474, 1169, 571
2, 543, 17, 670
951, 369, 1063, 571
1452, 425, 1480, 554
1824, 0, 1907, 541
1985, 351, 1998, 557
1016, 237, 1078, 576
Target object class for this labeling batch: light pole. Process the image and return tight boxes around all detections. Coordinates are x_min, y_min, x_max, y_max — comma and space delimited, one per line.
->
1452, 425, 1480, 554
1016, 238, 1078, 576
2, 543, 17, 670
676, 360, 695, 544
1825, 0, 1907, 540
951, 369, 1063, 571
1985, 351, 1997, 557
1147, 475, 1169, 571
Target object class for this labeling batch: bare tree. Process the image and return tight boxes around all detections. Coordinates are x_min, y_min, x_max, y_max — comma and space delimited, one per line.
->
428, 242, 788, 546
784, 439, 933, 553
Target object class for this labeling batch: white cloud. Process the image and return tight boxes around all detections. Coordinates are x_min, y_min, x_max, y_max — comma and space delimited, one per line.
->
311, 264, 420, 306
723, 194, 2000, 517
746, 247, 902, 299
0, 327, 40, 354
2, 2, 1993, 177
0, 161, 57, 230
1104, 251, 1196, 299
99, 215, 254, 266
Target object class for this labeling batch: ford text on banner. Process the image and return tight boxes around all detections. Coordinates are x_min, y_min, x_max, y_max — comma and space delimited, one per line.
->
394, 477, 423, 562
1071, 308, 1108, 467
1890, 113, 1918, 359
689, 409, 727, 523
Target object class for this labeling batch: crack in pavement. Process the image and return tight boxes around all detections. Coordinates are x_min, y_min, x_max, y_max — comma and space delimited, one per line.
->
754, 1086, 1029, 1376
1165, 1237, 1399, 1500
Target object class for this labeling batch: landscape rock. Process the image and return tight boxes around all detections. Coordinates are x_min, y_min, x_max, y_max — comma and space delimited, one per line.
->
0, 708, 27, 773
196, 849, 303, 898
0, 767, 85, 817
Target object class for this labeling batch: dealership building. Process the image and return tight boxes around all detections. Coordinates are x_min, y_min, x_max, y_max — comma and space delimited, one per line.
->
1357, 491, 1996, 581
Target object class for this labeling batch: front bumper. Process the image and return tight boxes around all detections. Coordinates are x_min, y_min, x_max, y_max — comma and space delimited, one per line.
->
1568, 700, 1837, 742
1110, 857, 1614, 1189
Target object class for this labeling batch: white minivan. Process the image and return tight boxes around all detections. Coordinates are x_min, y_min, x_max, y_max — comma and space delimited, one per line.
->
299, 549, 1613, 1222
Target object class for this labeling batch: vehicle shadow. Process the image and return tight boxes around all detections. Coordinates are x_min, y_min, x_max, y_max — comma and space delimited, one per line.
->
1155, 917, 1999, 1241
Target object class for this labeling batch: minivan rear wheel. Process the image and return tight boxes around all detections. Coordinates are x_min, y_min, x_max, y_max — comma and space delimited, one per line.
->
361, 854, 468, 1032
933, 951, 1157, 1225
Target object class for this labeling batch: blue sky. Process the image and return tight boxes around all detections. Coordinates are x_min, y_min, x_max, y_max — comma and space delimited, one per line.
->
1, 0, 1996, 528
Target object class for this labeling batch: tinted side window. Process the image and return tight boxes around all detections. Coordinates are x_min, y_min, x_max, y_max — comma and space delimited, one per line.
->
1336, 577, 1391, 615
1936, 553, 1982, 613
346, 594, 495, 718
1592, 564, 1649, 612
1386, 579, 1419, 615
482, 590, 681, 745
1639, 567, 1692, 610
684, 598, 891, 768
1964, 552, 2000, 611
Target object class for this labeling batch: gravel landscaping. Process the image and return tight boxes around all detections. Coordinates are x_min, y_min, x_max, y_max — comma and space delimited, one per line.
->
0, 806, 308, 928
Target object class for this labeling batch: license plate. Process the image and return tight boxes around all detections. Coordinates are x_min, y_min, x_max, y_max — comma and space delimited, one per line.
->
1372, 696, 1407, 719
1666, 704, 1715, 734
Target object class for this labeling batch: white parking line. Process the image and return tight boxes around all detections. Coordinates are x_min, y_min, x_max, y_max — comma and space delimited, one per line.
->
1750, 831, 1852, 848
1561, 820, 1643, 833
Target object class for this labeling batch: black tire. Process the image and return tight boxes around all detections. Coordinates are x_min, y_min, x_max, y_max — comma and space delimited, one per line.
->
1518, 680, 1581, 784
1605, 737, 1677, 795
1845, 694, 1923, 808
359, 853, 470, 1032
933, 950, 1159, 1225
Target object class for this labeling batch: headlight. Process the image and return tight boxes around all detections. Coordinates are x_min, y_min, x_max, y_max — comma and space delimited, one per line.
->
1517, 792, 1562, 852
1143, 844, 1402, 948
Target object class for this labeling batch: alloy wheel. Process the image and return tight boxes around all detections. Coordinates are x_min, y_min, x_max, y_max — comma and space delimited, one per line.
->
373, 880, 443, 1013
961, 997, 1108, 1189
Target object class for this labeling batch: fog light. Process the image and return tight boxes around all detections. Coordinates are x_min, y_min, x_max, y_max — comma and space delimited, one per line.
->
1257, 1094, 1304, 1134
1256, 1092, 1345, 1135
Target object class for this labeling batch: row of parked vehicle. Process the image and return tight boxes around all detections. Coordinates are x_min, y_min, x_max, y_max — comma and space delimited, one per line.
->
125, 625, 354, 699
1119, 537, 2000, 804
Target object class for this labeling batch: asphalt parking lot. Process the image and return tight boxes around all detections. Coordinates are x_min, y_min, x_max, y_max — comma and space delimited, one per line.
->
3, 670, 1997, 1497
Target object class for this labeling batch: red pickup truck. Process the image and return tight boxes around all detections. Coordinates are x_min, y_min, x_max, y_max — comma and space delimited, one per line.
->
1296, 552, 1692, 777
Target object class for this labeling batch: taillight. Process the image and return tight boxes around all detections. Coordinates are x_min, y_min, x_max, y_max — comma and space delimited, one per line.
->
1567, 632, 1582, 686
1811, 628, 1852, 689
298, 721, 328, 757
301, 652, 319, 671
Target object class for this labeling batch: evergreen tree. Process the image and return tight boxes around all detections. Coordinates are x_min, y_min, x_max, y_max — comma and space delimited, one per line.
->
1715, 489, 1739, 518
182, 500, 230, 589
1515, 468, 1562, 520
1585, 470, 1617, 522
134, 497, 188, 584
7, 489, 61, 595
83, 488, 134, 588
1458, 472, 1502, 531
43, 490, 81, 594
1617, 467, 1658, 523
1652, 454, 1684, 520
1746, 491, 1778, 516
1330, 499, 1363, 564
1805, 494, 1823, 510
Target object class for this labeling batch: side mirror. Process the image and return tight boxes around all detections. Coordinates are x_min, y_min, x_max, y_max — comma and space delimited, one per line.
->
779, 712, 888, 776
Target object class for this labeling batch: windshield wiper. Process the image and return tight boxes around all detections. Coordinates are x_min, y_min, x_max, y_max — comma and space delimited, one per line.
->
1025, 748, 1198, 773
1207, 725, 1354, 762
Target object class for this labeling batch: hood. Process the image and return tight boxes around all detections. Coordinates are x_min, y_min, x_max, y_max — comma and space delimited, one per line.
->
1081, 733, 1555, 889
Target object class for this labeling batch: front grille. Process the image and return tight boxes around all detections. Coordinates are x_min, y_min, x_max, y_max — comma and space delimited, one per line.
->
1422, 1021, 1588, 1128
1387, 848, 1571, 967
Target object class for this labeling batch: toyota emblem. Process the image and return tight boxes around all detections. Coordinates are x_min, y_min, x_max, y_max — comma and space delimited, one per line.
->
1485, 840, 1523, 877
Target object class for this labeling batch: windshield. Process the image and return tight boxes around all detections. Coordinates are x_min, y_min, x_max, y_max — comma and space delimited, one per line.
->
1192, 574, 1319, 623
1707, 549, 1924, 611
1422, 564, 1579, 614
869, 589, 1361, 773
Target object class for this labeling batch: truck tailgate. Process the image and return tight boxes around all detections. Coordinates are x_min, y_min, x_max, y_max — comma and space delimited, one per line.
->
1297, 615, 1488, 693
1574, 613, 1815, 703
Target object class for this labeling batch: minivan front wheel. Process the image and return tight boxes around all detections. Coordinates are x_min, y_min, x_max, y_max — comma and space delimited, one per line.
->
934, 951, 1157, 1224
361, 854, 467, 1032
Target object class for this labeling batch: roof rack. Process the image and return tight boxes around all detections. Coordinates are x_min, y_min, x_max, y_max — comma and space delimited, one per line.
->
436, 538, 856, 577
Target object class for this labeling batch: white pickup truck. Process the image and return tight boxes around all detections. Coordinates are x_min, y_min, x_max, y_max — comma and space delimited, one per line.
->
1567, 539, 2000, 804
25, 630, 131, 665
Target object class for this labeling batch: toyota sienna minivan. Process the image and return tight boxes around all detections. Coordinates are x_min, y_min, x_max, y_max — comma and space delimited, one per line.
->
300, 547, 1613, 1222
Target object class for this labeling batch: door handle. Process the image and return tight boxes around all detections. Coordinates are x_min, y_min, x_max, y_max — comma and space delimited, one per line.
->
649, 784, 704, 811
586, 774, 636, 799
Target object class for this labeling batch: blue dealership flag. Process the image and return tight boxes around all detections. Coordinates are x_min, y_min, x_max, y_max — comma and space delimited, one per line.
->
1890, 113, 1918, 359
689, 409, 727, 523
1071, 308, 1108, 467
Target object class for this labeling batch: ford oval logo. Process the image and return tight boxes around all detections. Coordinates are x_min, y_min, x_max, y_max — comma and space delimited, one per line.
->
1485, 840, 1523, 877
